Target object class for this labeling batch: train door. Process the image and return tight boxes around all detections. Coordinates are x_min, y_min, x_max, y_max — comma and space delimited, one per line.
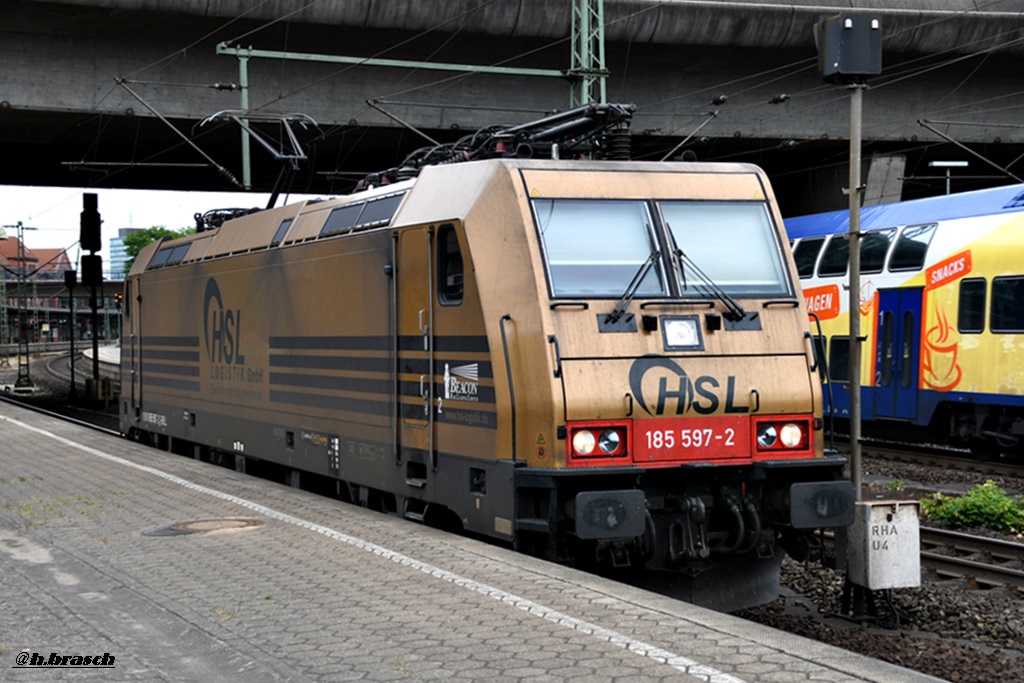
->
125, 276, 142, 424
395, 226, 435, 484
873, 287, 922, 421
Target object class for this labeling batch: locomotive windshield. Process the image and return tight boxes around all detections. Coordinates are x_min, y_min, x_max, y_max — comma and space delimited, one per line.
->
533, 199, 668, 298
659, 201, 791, 297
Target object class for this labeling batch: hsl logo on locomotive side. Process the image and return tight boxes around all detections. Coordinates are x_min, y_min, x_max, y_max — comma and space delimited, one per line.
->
628, 356, 749, 416
203, 277, 262, 385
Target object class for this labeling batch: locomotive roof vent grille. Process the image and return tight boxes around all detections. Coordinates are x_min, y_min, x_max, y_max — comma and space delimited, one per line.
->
320, 192, 406, 238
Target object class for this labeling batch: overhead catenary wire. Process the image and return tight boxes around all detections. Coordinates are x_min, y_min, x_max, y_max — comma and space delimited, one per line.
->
49, 0, 1024, 203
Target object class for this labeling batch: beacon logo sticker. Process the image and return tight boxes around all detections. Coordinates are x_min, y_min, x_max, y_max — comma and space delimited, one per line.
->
443, 363, 479, 402
628, 356, 748, 416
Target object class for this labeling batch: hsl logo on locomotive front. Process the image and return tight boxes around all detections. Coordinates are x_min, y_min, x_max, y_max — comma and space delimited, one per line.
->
203, 277, 263, 386
628, 356, 749, 416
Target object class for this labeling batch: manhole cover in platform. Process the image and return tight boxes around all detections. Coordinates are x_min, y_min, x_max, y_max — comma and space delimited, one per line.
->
144, 517, 263, 537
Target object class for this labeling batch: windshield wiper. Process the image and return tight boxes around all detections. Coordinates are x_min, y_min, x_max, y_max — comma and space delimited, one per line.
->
662, 224, 745, 320
673, 247, 746, 321
606, 250, 660, 324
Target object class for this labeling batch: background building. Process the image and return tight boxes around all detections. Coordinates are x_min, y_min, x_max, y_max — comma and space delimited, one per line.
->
108, 227, 141, 280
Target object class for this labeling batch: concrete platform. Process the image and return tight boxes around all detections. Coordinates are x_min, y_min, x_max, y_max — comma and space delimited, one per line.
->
0, 400, 947, 682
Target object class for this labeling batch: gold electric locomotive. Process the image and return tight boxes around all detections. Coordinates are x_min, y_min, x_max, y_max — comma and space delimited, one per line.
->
121, 157, 853, 611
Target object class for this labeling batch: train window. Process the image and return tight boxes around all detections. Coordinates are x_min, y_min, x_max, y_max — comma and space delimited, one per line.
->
438, 225, 463, 305
816, 235, 849, 277
958, 278, 986, 333
148, 246, 173, 269
321, 203, 364, 236
166, 244, 190, 265
270, 218, 293, 247
357, 193, 405, 228
991, 276, 1024, 333
878, 311, 894, 387
828, 337, 850, 383
532, 199, 666, 298
889, 223, 937, 272
660, 200, 790, 296
792, 237, 825, 278
860, 228, 896, 274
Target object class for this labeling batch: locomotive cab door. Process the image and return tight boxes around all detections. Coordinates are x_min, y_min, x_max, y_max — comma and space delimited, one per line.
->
873, 287, 922, 421
124, 275, 142, 425
395, 226, 436, 484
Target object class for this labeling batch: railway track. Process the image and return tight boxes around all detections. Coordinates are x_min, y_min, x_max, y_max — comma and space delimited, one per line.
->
44, 352, 122, 395
920, 527, 1024, 591
835, 439, 1024, 480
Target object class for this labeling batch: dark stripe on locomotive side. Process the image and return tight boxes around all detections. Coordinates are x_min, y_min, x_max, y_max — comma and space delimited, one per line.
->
270, 336, 392, 351
141, 348, 201, 362
398, 335, 490, 353
269, 354, 393, 373
143, 336, 201, 347
144, 362, 201, 377
270, 372, 391, 395
272, 335, 489, 354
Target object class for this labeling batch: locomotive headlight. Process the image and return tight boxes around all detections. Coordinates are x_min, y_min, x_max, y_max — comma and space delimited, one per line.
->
598, 429, 621, 454
662, 316, 703, 351
756, 424, 778, 449
572, 429, 597, 456
779, 423, 803, 448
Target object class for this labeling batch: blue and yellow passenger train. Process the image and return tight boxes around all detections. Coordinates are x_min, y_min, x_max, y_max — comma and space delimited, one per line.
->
786, 183, 1024, 457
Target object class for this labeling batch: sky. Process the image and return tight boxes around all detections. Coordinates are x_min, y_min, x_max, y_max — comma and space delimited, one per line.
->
1, 185, 324, 257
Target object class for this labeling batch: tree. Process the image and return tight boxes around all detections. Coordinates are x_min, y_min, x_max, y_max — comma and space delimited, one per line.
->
122, 226, 195, 274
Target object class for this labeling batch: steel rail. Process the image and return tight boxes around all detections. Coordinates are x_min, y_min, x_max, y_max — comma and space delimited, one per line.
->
920, 527, 1024, 590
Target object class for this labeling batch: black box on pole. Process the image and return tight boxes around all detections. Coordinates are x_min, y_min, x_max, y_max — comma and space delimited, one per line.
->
81, 255, 103, 287
80, 193, 102, 253
816, 14, 882, 84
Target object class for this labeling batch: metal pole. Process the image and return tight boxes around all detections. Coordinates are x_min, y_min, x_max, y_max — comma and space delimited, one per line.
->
239, 50, 252, 190
68, 286, 76, 403
848, 83, 865, 501
91, 284, 99, 390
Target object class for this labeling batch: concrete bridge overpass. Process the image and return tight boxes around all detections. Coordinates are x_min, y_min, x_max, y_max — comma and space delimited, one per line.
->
4, 0, 1024, 215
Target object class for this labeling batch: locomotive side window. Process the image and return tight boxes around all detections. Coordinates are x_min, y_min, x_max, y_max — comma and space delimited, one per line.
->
532, 199, 666, 298
828, 336, 850, 383
958, 278, 986, 333
860, 228, 896, 274
792, 237, 825, 278
321, 203, 364, 236
270, 218, 293, 247
438, 225, 463, 305
660, 201, 790, 296
816, 235, 849, 277
991, 276, 1024, 333
889, 223, 937, 271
